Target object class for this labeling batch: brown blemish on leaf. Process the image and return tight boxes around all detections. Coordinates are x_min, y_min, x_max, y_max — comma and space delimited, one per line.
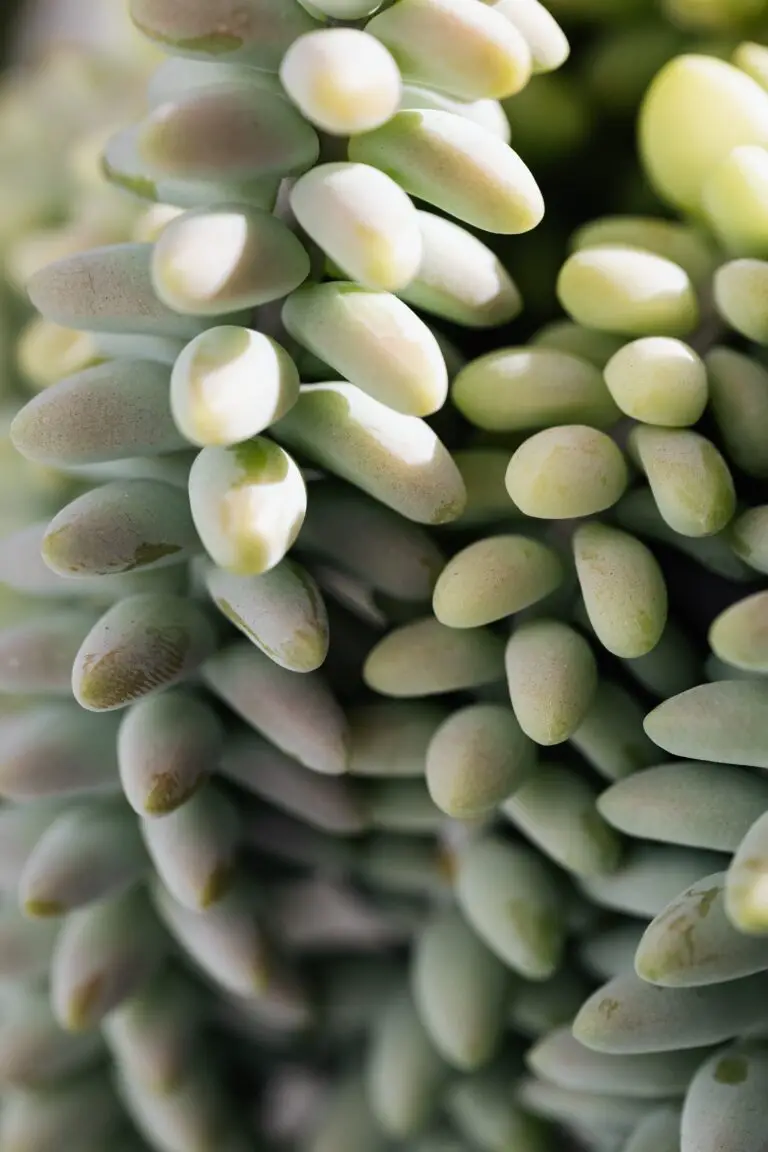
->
714, 1056, 748, 1085
130, 18, 243, 56
145, 770, 204, 816
79, 625, 190, 710
68, 973, 106, 1031
200, 860, 236, 909
598, 997, 620, 1020
697, 887, 720, 918
24, 898, 65, 918
101, 157, 158, 202
128, 542, 183, 571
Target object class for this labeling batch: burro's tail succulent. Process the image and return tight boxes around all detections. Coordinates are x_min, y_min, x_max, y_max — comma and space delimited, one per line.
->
3, 1, 768, 1150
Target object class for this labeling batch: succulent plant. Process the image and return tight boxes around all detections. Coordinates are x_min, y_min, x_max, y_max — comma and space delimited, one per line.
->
3, 1, 768, 1151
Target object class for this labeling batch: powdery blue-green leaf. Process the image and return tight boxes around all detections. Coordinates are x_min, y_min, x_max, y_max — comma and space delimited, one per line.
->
153, 205, 309, 316
27, 244, 208, 338
281, 28, 401, 135
456, 834, 566, 980
503, 762, 622, 876
0, 705, 120, 800
445, 1058, 551, 1152
274, 382, 466, 525
364, 616, 504, 697
570, 680, 659, 782
506, 425, 628, 519
580, 921, 648, 981
366, 989, 448, 1139
296, 481, 444, 602
0, 988, 103, 1088
598, 762, 768, 851
399, 210, 522, 328
205, 558, 328, 673
681, 1043, 768, 1152
103, 968, 202, 1093
411, 906, 511, 1070
366, 0, 531, 102
118, 689, 223, 816
623, 1106, 681, 1152
645, 681, 768, 769
362, 777, 443, 834
73, 593, 217, 712
152, 877, 270, 998
11, 359, 185, 466
509, 968, 592, 1038
426, 702, 535, 818
19, 799, 145, 918
142, 784, 239, 911
42, 479, 198, 578
51, 887, 167, 1032
306, 1076, 386, 1152
203, 642, 349, 775
636, 872, 768, 987
347, 700, 447, 778
221, 734, 365, 834
0, 609, 101, 695
518, 1077, 658, 1140
136, 84, 319, 182
528, 1026, 710, 1098
0, 902, 58, 980
291, 162, 421, 293
580, 844, 727, 919
574, 969, 768, 1054
505, 619, 598, 745
623, 619, 702, 700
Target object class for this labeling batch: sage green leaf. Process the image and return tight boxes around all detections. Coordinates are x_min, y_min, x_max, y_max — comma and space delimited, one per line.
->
366, 989, 449, 1139
0, 706, 120, 800
581, 845, 727, 919
221, 734, 365, 834
27, 244, 207, 337
364, 617, 504, 697
505, 619, 598, 745
188, 438, 307, 576
103, 968, 202, 1093
52, 887, 167, 1032
637, 872, 768, 987
680, 1042, 768, 1152
574, 970, 768, 1054
570, 681, 659, 782
348, 700, 447, 778
0, 989, 103, 1088
510, 968, 593, 1038
452, 347, 619, 432
598, 763, 768, 851
710, 592, 768, 673
645, 681, 768, 769
118, 689, 223, 816
282, 282, 448, 417
11, 360, 184, 466
412, 906, 511, 1070
19, 799, 145, 917
73, 593, 217, 712
152, 877, 270, 998
296, 481, 444, 602
528, 1026, 709, 1098
203, 642, 349, 775
0, 610, 100, 695
580, 921, 649, 981
142, 785, 239, 911
274, 382, 466, 525
205, 559, 329, 673
503, 762, 622, 876
433, 534, 563, 629
726, 810, 768, 935
426, 702, 535, 818
629, 426, 736, 539
42, 480, 198, 577
623, 1107, 681, 1152
574, 523, 667, 659
456, 834, 565, 980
